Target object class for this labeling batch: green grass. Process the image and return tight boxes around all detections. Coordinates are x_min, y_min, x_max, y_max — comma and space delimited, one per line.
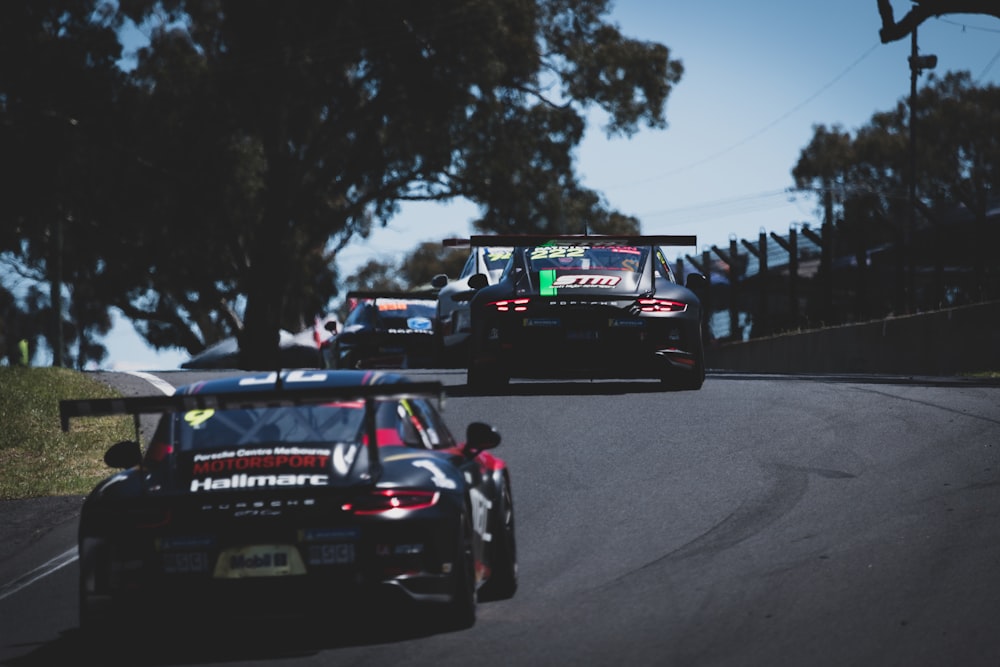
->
0, 367, 132, 500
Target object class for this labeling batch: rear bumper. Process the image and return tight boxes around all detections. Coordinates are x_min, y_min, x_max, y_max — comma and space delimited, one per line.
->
472, 312, 701, 378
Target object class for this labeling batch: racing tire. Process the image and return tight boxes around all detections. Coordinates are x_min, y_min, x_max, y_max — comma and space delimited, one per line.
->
440, 509, 477, 631
478, 476, 518, 602
660, 342, 705, 391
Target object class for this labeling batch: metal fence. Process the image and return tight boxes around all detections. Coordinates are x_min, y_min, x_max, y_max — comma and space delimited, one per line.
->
671, 201, 1000, 343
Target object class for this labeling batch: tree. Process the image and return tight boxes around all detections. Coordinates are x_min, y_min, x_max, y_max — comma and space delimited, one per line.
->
876, 0, 1000, 43
3, 1, 682, 369
0, 1, 127, 368
793, 72, 1000, 316
117, 0, 682, 369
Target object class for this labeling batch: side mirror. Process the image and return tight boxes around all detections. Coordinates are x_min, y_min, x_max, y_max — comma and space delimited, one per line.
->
467, 273, 489, 290
685, 273, 708, 291
104, 440, 142, 469
431, 274, 449, 289
464, 422, 500, 455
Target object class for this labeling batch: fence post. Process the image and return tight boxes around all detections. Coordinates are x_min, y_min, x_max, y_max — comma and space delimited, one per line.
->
711, 238, 742, 341
742, 230, 768, 337
770, 226, 799, 329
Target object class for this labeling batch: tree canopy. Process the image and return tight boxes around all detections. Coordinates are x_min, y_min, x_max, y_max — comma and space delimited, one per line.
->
1, 0, 682, 369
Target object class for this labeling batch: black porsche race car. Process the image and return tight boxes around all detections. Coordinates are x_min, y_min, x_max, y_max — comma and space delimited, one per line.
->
465, 234, 708, 390
322, 291, 439, 369
60, 370, 517, 636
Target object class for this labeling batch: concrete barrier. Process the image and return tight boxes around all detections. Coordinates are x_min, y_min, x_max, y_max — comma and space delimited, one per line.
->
704, 300, 1000, 376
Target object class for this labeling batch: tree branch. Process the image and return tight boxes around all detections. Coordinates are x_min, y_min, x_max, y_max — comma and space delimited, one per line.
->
877, 0, 1000, 43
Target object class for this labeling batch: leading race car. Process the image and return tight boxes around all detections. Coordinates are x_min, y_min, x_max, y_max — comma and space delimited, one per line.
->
60, 370, 517, 637
465, 234, 708, 390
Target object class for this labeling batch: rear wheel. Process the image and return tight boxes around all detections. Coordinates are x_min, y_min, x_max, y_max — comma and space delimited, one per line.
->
440, 509, 477, 630
478, 476, 517, 602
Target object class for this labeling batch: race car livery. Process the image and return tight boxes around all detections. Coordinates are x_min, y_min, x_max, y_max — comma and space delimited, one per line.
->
465, 234, 708, 390
61, 370, 517, 636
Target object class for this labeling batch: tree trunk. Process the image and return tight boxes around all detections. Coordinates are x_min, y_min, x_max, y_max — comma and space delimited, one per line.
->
239, 219, 285, 371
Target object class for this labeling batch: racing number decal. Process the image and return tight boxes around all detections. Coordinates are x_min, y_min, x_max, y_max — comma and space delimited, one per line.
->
238, 370, 329, 386
530, 246, 585, 261
469, 488, 493, 542
184, 409, 215, 429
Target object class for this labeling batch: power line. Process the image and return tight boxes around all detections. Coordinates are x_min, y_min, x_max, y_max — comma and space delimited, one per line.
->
603, 42, 882, 191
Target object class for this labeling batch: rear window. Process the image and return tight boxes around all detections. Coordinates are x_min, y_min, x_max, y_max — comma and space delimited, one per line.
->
525, 245, 647, 273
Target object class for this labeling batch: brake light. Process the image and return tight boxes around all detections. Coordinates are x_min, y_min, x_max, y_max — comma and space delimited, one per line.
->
637, 298, 687, 313
146, 441, 173, 463
488, 298, 530, 312
343, 489, 440, 516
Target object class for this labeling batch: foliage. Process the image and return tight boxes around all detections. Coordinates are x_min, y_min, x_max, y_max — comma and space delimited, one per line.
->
1, 0, 682, 370
0, 367, 132, 499
0, 1, 127, 368
792, 72, 1000, 309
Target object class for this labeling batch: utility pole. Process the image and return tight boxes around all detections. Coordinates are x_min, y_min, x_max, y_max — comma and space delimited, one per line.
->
907, 26, 936, 313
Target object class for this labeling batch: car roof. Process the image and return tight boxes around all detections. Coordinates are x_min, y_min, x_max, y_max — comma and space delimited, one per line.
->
60, 370, 444, 430
174, 369, 416, 396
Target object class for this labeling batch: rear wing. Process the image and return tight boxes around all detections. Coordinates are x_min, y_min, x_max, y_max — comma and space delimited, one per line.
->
60, 381, 446, 431
346, 290, 439, 302
60, 381, 447, 483
468, 234, 697, 248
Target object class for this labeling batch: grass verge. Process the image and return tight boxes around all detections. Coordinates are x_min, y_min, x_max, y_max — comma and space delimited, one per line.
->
0, 367, 132, 500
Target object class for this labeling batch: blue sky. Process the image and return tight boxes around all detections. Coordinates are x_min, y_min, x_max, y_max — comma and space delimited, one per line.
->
105, 1, 1000, 370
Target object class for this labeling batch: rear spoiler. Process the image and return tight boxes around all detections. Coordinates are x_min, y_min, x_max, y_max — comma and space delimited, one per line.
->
60, 381, 446, 431
346, 290, 439, 301
467, 234, 697, 248
60, 381, 446, 485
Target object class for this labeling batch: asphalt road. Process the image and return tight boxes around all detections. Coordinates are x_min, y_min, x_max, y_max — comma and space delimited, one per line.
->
2, 370, 1000, 666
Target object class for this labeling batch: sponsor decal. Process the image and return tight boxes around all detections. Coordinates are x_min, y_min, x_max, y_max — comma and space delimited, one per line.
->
406, 316, 433, 331
307, 543, 356, 566
387, 327, 433, 335
190, 473, 329, 491
552, 275, 621, 288
191, 448, 332, 475
469, 488, 493, 542
214, 544, 306, 578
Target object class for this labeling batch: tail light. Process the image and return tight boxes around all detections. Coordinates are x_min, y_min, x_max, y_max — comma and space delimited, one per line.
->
343, 489, 440, 516
488, 298, 530, 313
637, 298, 687, 313
146, 441, 173, 463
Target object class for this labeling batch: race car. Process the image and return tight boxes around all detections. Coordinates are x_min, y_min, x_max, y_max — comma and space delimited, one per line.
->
465, 234, 708, 390
431, 240, 513, 366
61, 370, 517, 636
322, 291, 439, 369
